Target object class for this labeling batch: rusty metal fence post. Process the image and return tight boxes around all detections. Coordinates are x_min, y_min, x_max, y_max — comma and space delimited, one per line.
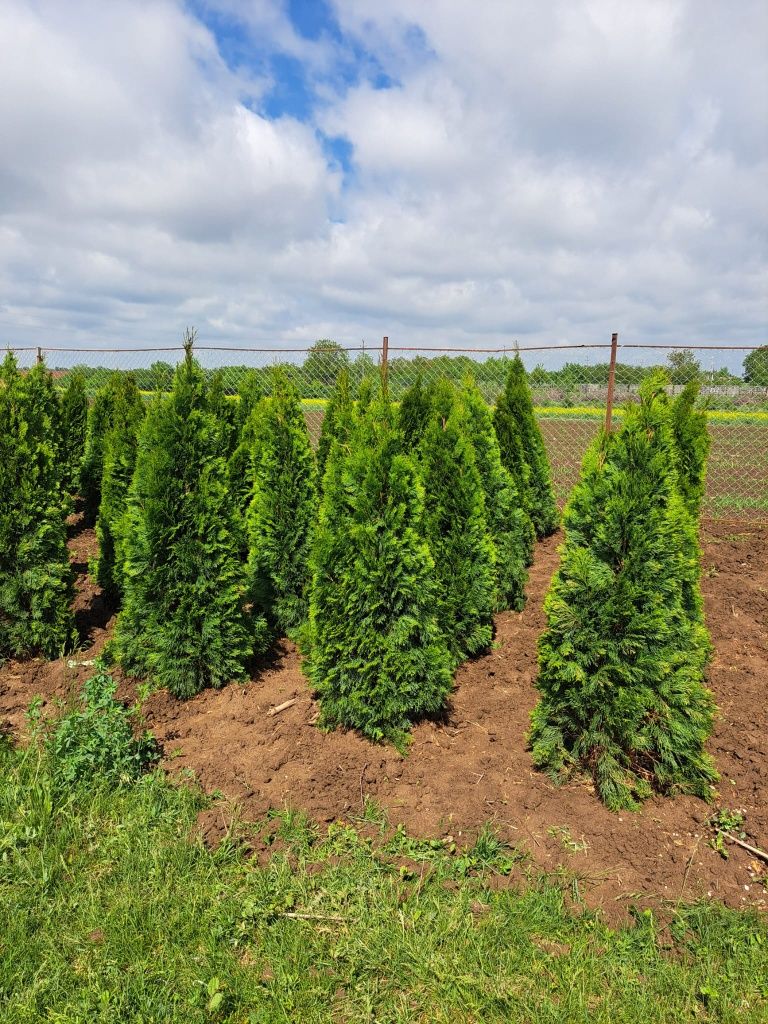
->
604, 332, 618, 433
381, 335, 389, 394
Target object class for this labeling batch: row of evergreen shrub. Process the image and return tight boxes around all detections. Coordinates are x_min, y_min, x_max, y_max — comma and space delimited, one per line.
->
1, 344, 717, 811
0, 355, 81, 659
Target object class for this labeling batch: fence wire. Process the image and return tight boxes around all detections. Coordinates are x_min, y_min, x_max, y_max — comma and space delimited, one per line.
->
8, 341, 767, 522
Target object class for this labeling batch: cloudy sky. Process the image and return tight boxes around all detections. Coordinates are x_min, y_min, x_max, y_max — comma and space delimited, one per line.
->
0, 0, 766, 368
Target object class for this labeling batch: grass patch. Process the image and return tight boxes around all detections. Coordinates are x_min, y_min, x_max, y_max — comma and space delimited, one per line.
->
0, 712, 766, 1021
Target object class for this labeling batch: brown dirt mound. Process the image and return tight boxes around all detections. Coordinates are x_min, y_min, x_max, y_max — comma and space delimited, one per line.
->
1, 519, 766, 921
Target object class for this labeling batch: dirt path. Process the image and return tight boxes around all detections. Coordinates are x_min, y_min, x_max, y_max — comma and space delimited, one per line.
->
1, 517, 766, 919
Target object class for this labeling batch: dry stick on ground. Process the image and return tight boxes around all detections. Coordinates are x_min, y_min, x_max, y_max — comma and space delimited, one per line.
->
359, 762, 368, 810
723, 832, 768, 862
677, 835, 702, 907
267, 697, 297, 717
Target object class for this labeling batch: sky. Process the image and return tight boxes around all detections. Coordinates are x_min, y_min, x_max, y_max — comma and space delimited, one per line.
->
0, 0, 766, 370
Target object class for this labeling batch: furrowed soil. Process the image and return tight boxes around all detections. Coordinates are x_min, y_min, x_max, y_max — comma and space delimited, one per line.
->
1, 516, 766, 921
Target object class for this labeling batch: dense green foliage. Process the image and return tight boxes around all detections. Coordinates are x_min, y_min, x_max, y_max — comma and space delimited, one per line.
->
460, 378, 534, 609
81, 373, 121, 523
43, 671, 157, 787
419, 382, 496, 662
58, 370, 88, 492
307, 394, 453, 744
315, 367, 354, 484
208, 369, 238, 455
494, 356, 559, 538
234, 369, 263, 432
530, 375, 716, 810
227, 373, 265, 560
672, 381, 711, 519
397, 375, 432, 447
94, 376, 146, 604
743, 345, 768, 386
247, 371, 317, 635
2, 727, 767, 1023
0, 355, 75, 659
114, 350, 262, 698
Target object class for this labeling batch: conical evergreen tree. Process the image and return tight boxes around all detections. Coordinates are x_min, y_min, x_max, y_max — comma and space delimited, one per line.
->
419, 380, 496, 662
207, 369, 237, 456
494, 356, 559, 538
227, 371, 265, 548
81, 374, 121, 523
316, 367, 353, 485
235, 370, 263, 434
94, 378, 146, 604
529, 375, 716, 810
0, 355, 75, 658
460, 378, 534, 609
59, 371, 88, 493
246, 370, 317, 634
672, 379, 710, 519
227, 400, 264, 564
306, 392, 453, 744
397, 375, 432, 448
114, 347, 261, 698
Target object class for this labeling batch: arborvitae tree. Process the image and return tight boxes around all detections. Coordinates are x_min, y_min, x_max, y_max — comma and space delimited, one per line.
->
306, 393, 453, 744
460, 378, 534, 609
208, 369, 237, 456
235, 370, 263, 434
58, 371, 88, 493
227, 372, 265, 548
397, 375, 432, 448
672, 380, 710, 519
494, 356, 559, 538
94, 379, 146, 604
114, 347, 261, 698
81, 374, 121, 523
529, 375, 716, 810
0, 355, 75, 658
667, 378, 711, 636
246, 371, 317, 634
419, 380, 496, 662
356, 376, 374, 415
316, 367, 353, 485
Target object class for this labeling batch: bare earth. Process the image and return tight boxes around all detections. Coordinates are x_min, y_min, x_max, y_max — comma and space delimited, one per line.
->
1, 515, 766, 921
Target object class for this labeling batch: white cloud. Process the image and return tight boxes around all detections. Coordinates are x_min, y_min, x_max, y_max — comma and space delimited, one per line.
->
0, 0, 765, 369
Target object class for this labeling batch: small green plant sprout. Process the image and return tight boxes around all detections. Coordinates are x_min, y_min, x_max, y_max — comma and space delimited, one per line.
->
47, 671, 158, 787
547, 825, 590, 854
709, 808, 746, 859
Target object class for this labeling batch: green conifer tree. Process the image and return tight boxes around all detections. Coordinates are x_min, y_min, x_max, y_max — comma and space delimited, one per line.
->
672, 380, 710, 519
0, 355, 75, 658
114, 348, 261, 698
94, 379, 146, 604
494, 356, 559, 538
246, 371, 317, 634
529, 376, 716, 810
59, 371, 88, 493
235, 370, 263, 433
207, 369, 237, 456
419, 381, 496, 662
460, 378, 534, 609
81, 374, 121, 523
316, 367, 354, 485
306, 393, 453, 744
397, 375, 432, 447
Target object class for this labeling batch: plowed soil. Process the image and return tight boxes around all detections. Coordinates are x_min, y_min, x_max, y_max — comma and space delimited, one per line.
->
1, 516, 766, 920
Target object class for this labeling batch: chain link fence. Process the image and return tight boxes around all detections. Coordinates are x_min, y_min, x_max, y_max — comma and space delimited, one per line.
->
8, 340, 767, 522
